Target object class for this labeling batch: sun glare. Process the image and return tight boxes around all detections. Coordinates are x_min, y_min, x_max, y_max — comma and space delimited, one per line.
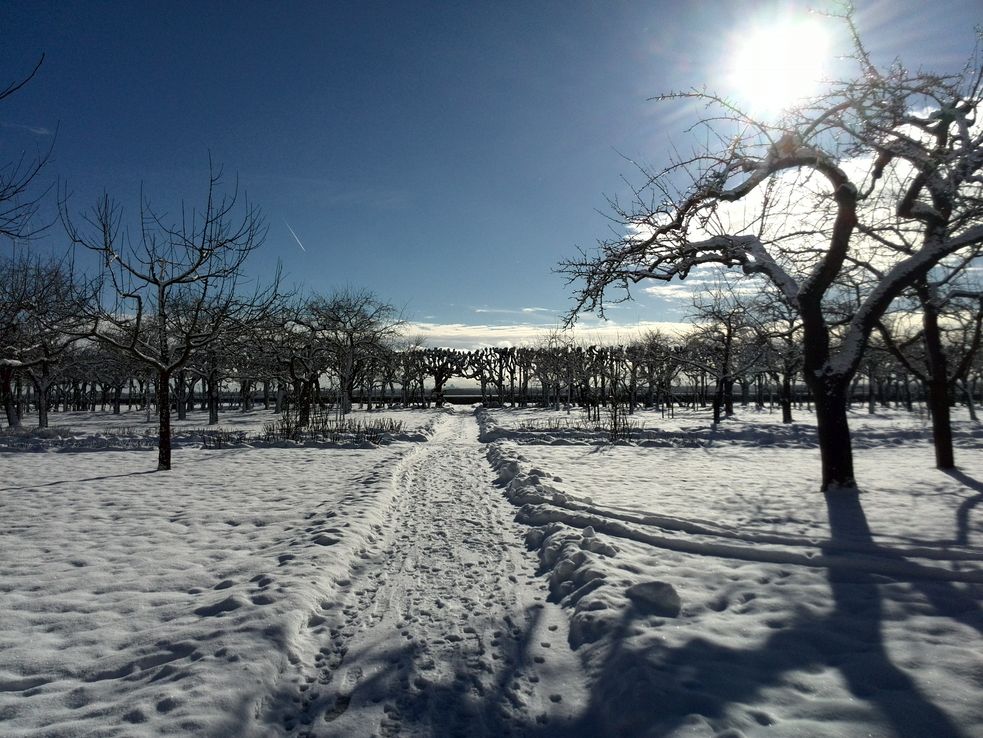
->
728, 16, 829, 116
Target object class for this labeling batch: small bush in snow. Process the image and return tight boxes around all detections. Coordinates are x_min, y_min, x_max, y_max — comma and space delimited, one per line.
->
263, 407, 403, 445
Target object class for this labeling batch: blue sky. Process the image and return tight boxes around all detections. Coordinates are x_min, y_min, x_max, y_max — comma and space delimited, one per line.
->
2, 1, 980, 346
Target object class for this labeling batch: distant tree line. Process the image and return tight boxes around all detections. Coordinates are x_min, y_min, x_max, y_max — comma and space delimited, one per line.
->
4, 252, 981, 460
2, 24, 982, 485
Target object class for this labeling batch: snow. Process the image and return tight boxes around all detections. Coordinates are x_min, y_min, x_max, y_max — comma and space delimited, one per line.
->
483, 405, 983, 736
1, 403, 982, 736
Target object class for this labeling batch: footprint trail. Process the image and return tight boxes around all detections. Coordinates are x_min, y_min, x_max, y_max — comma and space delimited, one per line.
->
280, 412, 589, 737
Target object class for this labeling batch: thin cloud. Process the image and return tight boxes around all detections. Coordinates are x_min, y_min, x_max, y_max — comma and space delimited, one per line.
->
1, 121, 53, 136
472, 307, 524, 315
283, 219, 307, 252
473, 306, 557, 317
407, 320, 689, 350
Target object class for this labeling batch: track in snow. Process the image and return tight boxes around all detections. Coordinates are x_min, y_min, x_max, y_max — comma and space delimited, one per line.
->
281, 412, 589, 737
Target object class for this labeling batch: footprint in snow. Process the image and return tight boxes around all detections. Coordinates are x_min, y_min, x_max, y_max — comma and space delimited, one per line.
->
194, 595, 244, 617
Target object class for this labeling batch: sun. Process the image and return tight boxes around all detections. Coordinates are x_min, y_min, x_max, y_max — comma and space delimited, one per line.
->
727, 16, 830, 116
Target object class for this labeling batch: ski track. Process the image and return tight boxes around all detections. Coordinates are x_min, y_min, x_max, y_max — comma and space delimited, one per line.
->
276, 413, 588, 737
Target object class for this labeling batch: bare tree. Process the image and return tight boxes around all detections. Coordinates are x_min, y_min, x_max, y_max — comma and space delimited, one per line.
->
1, 56, 53, 241
878, 270, 983, 462
561, 11, 983, 491
753, 286, 803, 423
682, 278, 765, 424
420, 348, 467, 407
297, 289, 403, 415
0, 253, 89, 427
64, 166, 280, 470
15, 260, 90, 428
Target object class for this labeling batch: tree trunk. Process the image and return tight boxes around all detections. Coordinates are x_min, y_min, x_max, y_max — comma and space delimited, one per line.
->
711, 378, 724, 425
926, 374, 954, 468
158, 370, 172, 471
960, 379, 978, 422
35, 384, 49, 428
342, 377, 355, 416
866, 364, 876, 414
144, 378, 153, 421
208, 374, 220, 425
2, 367, 21, 429
781, 371, 793, 424
175, 371, 188, 421
298, 379, 312, 426
919, 285, 955, 469
186, 377, 196, 413
811, 379, 855, 491
723, 376, 735, 416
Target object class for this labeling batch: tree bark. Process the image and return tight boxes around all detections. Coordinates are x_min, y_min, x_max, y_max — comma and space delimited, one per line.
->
158, 370, 172, 471
1, 367, 20, 429
811, 379, 855, 490
31, 376, 50, 429
175, 371, 188, 421
960, 379, 978, 422
711, 378, 724, 425
918, 284, 955, 469
781, 371, 793, 424
208, 373, 220, 425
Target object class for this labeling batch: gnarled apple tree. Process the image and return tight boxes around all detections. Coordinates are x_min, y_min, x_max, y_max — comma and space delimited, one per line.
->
64, 167, 280, 470
561, 15, 983, 492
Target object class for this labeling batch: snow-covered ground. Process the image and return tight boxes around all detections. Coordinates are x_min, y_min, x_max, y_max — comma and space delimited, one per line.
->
1, 404, 981, 736
483, 405, 983, 736
0, 407, 443, 450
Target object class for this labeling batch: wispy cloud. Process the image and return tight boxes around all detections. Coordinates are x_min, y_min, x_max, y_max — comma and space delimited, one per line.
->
473, 306, 557, 318
472, 307, 523, 315
406, 320, 689, 350
1, 121, 53, 136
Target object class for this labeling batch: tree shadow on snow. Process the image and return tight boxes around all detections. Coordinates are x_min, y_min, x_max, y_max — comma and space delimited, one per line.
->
232, 603, 600, 738
562, 490, 979, 737
0, 468, 157, 492
222, 479, 982, 737
946, 469, 983, 546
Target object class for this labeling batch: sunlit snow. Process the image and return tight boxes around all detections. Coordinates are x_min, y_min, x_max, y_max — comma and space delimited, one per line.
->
1, 404, 981, 736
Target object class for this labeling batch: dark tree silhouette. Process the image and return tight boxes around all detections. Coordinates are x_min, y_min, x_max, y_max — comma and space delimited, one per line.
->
561, 10, 983, 491
64, 166, 280, 470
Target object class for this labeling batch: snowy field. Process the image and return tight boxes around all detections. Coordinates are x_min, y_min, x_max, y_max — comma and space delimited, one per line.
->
0, 407, 442, 450
483, 405, 983, 736
1, 404, 982, 736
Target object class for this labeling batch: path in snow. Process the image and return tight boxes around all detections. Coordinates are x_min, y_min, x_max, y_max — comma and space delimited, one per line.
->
276, 412, 591, 737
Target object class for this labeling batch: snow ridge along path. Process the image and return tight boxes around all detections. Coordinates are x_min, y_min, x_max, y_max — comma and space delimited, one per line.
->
273, 412, 591, 737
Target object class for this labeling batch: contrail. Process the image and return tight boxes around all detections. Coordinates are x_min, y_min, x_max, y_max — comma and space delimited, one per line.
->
283, 219, 307, 252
